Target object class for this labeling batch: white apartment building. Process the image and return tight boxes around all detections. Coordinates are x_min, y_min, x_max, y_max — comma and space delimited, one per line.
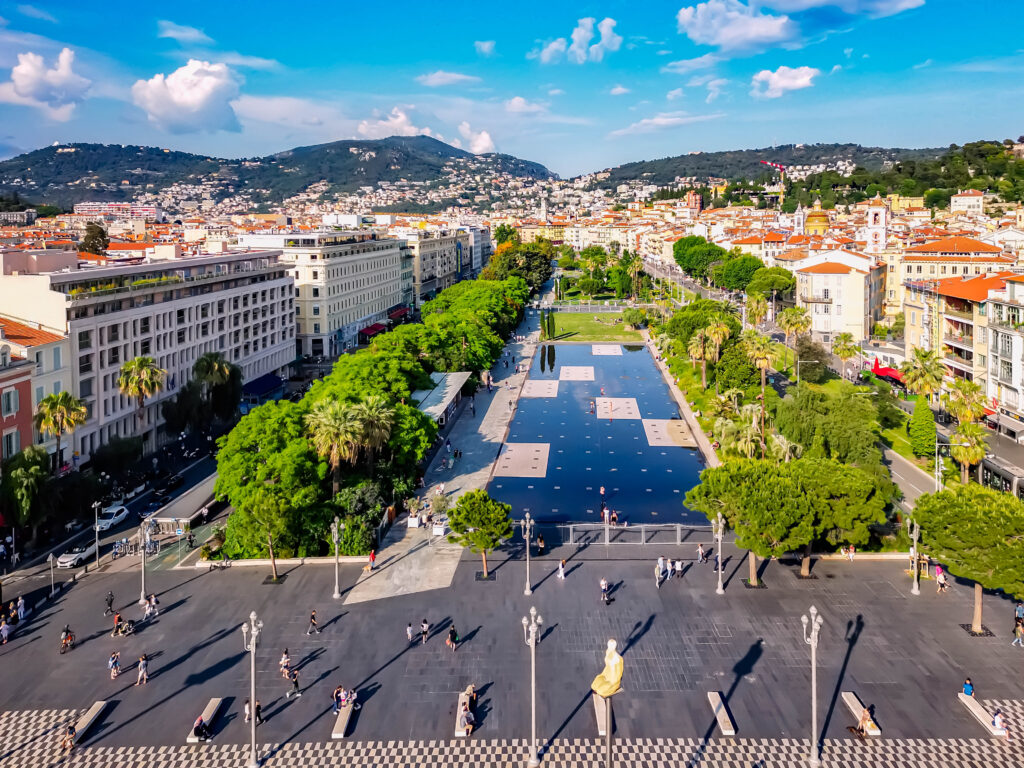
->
401, 231, 470, 306
238, 231, 404, 357
950, 190, 984, 215
457, 226, 493, 275
793, 251, 885, 343
0, 248, 295, 461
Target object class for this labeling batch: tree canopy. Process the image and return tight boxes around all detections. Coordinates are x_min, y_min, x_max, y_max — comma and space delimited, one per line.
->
447, 489, 513, 578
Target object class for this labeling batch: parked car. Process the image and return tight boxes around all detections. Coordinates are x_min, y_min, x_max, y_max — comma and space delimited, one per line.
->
57, 541, 98, 568
153, 474, 185, 500
95, 505, 129, 532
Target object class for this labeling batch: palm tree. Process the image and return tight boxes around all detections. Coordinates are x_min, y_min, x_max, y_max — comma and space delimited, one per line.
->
746, 292, 768, 329
118, 356, 166, 424
777, 307, 803, 370
735, 420, 760, 458
831, 332, 859, 381
713, 416, 737, 445
688, 330, 711, 390
193, 352, 231, 398
942, 378, 987, 424
353, 394, 396, 472
742, 332, 774, 458
704, 321, 732, 392
950, 422, 987, 485
708, 396, 733, 419
33, 391, 87, 475
900, 347, 945, 401
769, 433, 802, 464
791, 309, 811, 341
306, 400, 360, 495
723, 387, 744, 413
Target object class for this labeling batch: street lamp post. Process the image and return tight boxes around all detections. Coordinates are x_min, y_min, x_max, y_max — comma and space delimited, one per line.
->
92, 501, 101, 569
331, 516, 341, 600
713, 512, 725, 595
521, 513, 535, 596
241, 610, 264, 768
934, 439, 969, 492
522, 606, 543, 767
907, 514, 921, 596
139, 521, 149, 605
795, 360, 816, 387
801, 605, 824, 767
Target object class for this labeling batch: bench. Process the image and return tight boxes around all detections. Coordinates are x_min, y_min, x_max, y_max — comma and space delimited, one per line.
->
707, 691, 736, 736
841, 691, 881, 736
958, 692, 1006, 736
454, 692, 471, 737
186, 697, 223, 743
332, 701, 357, 739
593, 693, 609, 737
73, 700, 107, 745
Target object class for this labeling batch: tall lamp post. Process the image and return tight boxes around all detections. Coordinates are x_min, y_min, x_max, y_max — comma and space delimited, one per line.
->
713, 512, 725, 595
934, 439, 969, 493
906, 514, 921, 596
138, 521, 148, 605
241, 610, 264, 768
522, 605, 543, 767
331, 516, 342, 600
92, 500, 101, 569
521, 513, 535, 596
801, 605, 824, 767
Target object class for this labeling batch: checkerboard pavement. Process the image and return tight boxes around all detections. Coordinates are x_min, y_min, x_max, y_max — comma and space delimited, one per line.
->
8, 706, 1024, 767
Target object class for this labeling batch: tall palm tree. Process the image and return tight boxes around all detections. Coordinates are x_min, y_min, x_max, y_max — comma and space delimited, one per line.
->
704, 317, 731, 366
723, 387, 744, 413
735, 419, 760, 458
742, 331, 774, 459
688, 330, 711, 390
713, 416, 737, 446
900, 347, 945, 401
791, 309, 811, 341
942, 378, 987, 424
769, 433, 802, 464
118, 356, 166, 424
33, 391, 87, 475
193, 352, 232, 398
353, 394, 396, 472
306, 400, 360, 495
708, 396, 733, 419
746, 292, 768, 329
950, 422, 987, 485
831, 332, 859, 381
777, 307, 804, 370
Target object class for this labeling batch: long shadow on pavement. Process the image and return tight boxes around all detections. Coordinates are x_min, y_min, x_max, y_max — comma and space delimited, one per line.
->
821, 614, 864, 742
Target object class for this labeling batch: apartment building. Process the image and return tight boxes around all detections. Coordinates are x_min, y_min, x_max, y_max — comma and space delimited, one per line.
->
0, 248, 295, 461
0, 317, 70, 468
982, 276, 1024, 440
0, 342, 33, 467
238, 231, 404, 357
950, 190, 985, 216
457, 225, 493, 275
403, 231, 470, 306
794, 256, 885, 343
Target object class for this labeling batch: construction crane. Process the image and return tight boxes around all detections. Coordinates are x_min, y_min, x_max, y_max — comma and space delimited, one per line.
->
759, 160, 787, 207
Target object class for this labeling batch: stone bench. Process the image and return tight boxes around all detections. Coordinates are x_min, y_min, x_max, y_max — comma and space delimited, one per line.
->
332, 700, 359, 739
958, 693, 1006, 736
707, 691, 735, 736
186, 697, 223, 743
841, 691, 880, 736
73, 701, 107, 745
454, 692, 471, 737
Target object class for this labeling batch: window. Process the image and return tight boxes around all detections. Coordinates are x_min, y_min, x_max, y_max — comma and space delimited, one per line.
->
312, 305, 321, 316
141, 339, 151, 355
951, 266, 958, 275
108, 347, 120, 365
910, 311, 916, 325
79, 354, 93, 374
80, 378, 93, 398
1000, 360, 1013, 382
312, 287, 320, 298
77, 330, 92, 349
313, 323, 321, 334
53, 347, 62, 370
312, 270, 319, 280
980, 354, 987, 367
1, 389, 18, 417
140, 318, 150, 334
2, 431, 18, 459
52, 381, 61, 395
34, 351, 43, 371
978, 327, 987, 343
35, 386, 44, 404
108, 324, 119, 342
177, 309, 186, 325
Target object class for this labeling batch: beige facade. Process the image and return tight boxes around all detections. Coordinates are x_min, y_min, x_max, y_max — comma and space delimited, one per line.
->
795, 259, 883, 343
403, 231, 470, 305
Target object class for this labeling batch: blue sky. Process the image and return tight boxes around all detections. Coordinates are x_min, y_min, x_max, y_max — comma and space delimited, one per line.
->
0, 0, 1020, 177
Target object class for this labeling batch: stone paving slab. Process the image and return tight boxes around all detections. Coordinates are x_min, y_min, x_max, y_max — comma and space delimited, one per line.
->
493, 443, 550, 478
592, 344, 623, 356
559, 366, 595, 381
643, 418, 697, 447
521, 380, 559, 398
595, 397, 642, 420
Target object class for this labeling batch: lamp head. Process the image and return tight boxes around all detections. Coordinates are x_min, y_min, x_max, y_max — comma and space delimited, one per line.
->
522, 616, 528, 628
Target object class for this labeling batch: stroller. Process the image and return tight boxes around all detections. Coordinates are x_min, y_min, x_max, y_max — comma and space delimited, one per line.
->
113, 618, 136, 637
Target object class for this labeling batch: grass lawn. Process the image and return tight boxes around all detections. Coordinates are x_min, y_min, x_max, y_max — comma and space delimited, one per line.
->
548, 313, 643, 342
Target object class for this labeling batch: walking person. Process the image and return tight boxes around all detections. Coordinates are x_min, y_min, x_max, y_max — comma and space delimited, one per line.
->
104, 591, 115, 616
1016, 601, 1024, 622
135, 654, 149, 686
286, 669, 302, 699
655, 560, 662, 589
254, 700, 264, 725
696, 543, 706, 564
279, 649, 291, 679
420, 619, 429, 645
244, 698, 251, 723
666, 558, 675, 581
599, 486, 606, 502
557, 559, 566, 580
108, 651, 120, 679
1013, 618, 1024, 648
847, 545, 856, 562
148, 594, 159, 616
406, 623, 415, 644
307, 609, 321, 635
600, 577, 610, 604
536, 534, 545, 556
16, 596, 24, 622
676, 558, 684, 579
446, 625, 459, 652
363, 549, 376, 572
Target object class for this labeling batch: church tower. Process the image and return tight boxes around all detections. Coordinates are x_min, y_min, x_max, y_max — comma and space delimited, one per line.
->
865, 193, 888, 254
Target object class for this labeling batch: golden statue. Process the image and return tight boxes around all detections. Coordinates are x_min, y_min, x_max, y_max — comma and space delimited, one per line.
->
591, 639, 623, 698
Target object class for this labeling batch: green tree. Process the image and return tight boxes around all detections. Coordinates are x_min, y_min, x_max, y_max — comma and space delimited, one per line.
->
160, 380, 207, 434
745, 292, 768, 328
1, 446, 50, 546
718, 255, 764, 291
306, 400, 360, 495
118, 356, 166, 425
493, 224, 520, 246
831, 332, 859, 379
742, 330, 774, 457
446, 489, 513, 578
909, 396, 936, 458
353, 394, 396, 472
78, 222, 109, 254
621, 308, 645, 329
33, 391, 87, 474
941, 378, 987, 424
745, 267, 795, 315
210, 364, 243, 421
795, 336, 829, 384
688, 329, 711, 390
193, 352, 232, 399
900, 347, 944, 401
915, 486, 1024, 633
715, 345, 759, 390
578, 277, 603, 297
950, 422, 987, 485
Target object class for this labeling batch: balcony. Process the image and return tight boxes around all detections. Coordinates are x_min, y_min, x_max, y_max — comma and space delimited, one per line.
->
943, 306, 973, 321
944, 352, 974, 371
800, 293, 832, 304
943, 334, 974, 349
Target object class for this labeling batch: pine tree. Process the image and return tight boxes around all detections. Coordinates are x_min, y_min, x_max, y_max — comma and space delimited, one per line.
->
909, 396, 936, 458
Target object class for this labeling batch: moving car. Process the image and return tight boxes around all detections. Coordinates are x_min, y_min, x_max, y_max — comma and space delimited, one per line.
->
95, 504, 129, 532
153, 474, 185, 501
57, 541, 98, 568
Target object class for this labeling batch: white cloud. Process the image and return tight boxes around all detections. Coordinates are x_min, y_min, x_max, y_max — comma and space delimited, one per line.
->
590, 18, 623, 62
844, 47, 854, 58
535, 17, 622, 64
750, 64, 820, 98
567, 18, 595, 64
660, 53, 721, 73
415, 70, 481, 87
704, 77, 728, 102
505, 96, 546, 113
0, 47, 90, 119
608, 110, 725, 137
676, 0, 797, 51
758, 0, 923, 17
458, 121, 495, 153
474, 40, 496, 56
17, 5, 56, 23
232, 95, 344, 129
830, 64, 842, 73
157, 20, 213, 45
131, 59, 240, 133
609, 84, 630, 95
657, 49, 673, 55
212, 52, 279, 70
531, 38, 568, 64
357, 106, 431, 139
667, 87, 684, 100
913, 58, 932, 69
548, 88, 564, 96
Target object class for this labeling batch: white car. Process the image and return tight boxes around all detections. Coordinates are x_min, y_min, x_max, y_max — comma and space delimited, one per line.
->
95, 505, 129, 532
57, 541, 98, 568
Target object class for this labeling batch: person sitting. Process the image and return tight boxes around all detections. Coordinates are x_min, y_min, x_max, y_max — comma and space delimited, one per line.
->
459, 702, 476, 736
993, 709, 1009, 739
464, 684, 477, 709
193, 715, 212, 741
856, 707, 873, 737
61, 724, 76, 750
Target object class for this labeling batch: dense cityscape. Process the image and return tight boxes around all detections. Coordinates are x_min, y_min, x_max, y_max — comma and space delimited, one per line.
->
0, 1, 1023, 767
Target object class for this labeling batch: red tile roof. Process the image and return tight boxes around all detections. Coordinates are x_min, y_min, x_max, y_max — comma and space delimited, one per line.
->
798, 262, 865, 275
0, 316, 64, 346
905, 236, 1002, 254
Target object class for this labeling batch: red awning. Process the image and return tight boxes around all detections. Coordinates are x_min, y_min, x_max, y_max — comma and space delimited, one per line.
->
360, 323, 386, 337
388, 307, 411, 320
984, 407, 997, 416
870, 357, 903, 382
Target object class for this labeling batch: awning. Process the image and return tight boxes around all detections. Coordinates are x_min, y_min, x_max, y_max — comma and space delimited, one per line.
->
984, 407, 997, 416
360, 323, 386, 337
242, 373, 285, 398
388, 307, 411, 320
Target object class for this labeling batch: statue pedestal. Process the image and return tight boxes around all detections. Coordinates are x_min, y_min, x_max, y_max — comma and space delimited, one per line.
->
593, 693, 610, 737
